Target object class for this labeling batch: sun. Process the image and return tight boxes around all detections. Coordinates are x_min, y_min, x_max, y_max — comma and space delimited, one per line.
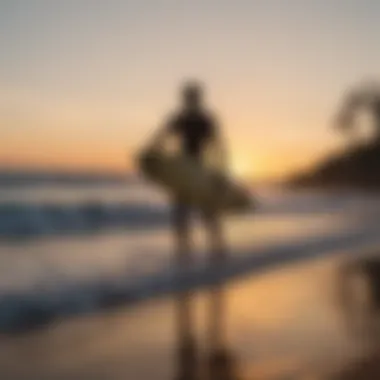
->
231, 158, 252, 179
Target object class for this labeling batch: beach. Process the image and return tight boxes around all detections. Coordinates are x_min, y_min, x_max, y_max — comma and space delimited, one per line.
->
0, 247, 378, 380
1, 184, 380, 378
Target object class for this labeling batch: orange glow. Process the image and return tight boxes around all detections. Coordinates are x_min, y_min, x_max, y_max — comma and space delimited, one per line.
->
0, 132, 334, 180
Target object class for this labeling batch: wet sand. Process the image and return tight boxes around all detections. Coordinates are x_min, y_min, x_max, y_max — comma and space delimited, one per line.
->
0, 250, 378, 380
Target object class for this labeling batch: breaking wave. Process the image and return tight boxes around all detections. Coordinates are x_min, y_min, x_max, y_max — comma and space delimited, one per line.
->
0, 202, 170, 238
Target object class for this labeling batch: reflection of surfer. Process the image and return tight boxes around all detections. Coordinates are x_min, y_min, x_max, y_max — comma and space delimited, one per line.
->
150, 81, 228, 262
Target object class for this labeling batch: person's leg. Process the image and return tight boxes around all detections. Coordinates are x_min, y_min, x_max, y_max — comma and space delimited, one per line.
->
202, 210, 227, 351
173, 201, 192, 266
203, 210, 226, 262
173, 201, 198, 380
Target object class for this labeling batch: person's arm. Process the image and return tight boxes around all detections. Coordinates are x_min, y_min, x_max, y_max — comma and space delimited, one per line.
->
207, 117, 228, 173
147, 114, 178, 151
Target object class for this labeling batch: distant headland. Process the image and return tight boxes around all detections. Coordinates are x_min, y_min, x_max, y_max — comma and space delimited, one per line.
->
288, 140, 380, 190
289, 81, 380, 191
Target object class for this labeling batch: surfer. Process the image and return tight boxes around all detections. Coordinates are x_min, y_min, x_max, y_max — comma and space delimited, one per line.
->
150, 81, 229, 379
151, 81, 227, 262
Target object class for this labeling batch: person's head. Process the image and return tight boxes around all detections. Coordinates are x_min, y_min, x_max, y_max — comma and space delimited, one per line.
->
180, 80, 204, 109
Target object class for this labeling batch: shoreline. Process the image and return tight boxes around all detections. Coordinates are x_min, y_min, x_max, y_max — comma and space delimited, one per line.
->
0, 248, 378, 379
1, 222, 380, 334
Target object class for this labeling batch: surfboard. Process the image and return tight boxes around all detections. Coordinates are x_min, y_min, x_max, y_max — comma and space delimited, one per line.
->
138, 148, 253, 213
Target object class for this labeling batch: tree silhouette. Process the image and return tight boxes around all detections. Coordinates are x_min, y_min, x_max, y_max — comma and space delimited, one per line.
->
335, 81, 380, 142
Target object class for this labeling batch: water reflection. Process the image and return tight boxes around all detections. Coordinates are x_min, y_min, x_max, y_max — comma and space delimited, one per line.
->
205, 284, 238, 380
174, 290, 198, 380
338, 256, 380, 344
172, 253, 380, 380
174, 284, 239, 380
334, 256, 380, 379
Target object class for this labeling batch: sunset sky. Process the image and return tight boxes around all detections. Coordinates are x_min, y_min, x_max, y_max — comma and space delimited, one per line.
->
1, 0, 379, 179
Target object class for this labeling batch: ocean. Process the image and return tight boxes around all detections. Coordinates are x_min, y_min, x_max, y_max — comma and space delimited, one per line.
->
0, 178, 380, 332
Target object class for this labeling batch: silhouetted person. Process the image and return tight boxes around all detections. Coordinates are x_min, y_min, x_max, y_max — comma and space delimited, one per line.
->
152, 81, 227, 258
150, 81, 228, 380
151, 81, 227, 262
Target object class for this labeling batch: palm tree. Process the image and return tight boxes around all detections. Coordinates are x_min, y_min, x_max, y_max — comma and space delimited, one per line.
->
335, 81, 380, 142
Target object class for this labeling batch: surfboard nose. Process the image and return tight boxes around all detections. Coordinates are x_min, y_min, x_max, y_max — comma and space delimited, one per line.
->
139, 150, 162, 176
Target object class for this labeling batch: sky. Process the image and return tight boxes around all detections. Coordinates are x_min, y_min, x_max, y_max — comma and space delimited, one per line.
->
1, 0, 380, 180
